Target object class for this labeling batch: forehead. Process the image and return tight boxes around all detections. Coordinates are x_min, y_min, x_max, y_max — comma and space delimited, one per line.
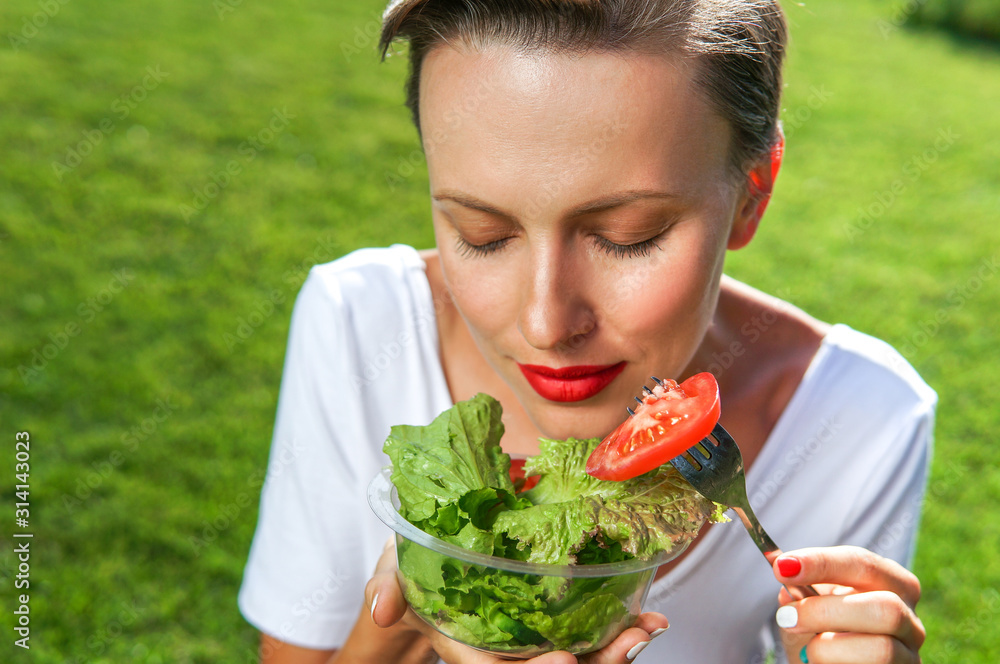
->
418, 44, 733, 201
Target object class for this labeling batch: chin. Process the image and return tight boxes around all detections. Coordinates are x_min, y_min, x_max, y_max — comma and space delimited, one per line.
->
529, 399, 622, 442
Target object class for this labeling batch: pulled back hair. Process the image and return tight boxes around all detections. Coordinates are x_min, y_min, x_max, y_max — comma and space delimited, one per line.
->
379, 0, 787, 177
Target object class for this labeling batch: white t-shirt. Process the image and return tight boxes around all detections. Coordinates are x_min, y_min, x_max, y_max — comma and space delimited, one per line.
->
238, 245, 936, 663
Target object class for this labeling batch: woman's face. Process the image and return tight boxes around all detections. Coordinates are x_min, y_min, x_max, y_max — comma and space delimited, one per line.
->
420, 43, 752, 440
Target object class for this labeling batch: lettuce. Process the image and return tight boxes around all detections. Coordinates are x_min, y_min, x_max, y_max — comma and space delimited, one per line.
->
495, 436, 719, 564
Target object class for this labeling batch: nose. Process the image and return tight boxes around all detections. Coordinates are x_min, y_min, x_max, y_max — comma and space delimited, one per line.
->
516, 245, 596, 352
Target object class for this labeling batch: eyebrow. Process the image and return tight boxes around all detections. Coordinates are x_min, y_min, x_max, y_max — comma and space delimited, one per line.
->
432, 189, 679, 219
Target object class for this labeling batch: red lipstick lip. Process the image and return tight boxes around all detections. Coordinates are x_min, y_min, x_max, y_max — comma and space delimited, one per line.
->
517, 362, 627, 402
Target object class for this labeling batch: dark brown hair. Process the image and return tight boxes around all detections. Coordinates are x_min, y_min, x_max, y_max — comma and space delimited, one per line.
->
379, 0, 787, 175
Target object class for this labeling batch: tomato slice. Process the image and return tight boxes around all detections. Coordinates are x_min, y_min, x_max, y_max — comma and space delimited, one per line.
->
508, 458, 540, 493
586, 372, 721, 481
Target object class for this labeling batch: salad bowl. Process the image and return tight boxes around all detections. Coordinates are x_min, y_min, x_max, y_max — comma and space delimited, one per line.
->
368, 468, 687, 658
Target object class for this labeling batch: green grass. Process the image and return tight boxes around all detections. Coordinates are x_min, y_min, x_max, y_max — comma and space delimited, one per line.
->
908, 0, 1000, 42
1, 0, 998, 661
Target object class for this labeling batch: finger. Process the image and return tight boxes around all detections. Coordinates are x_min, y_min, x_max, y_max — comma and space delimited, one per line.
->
580, 614, 669, 664
578, 627, 652, 664
364, 538, 408, 627
632, 612, 670, 638
777, 593, 925, 651
778, 584, 842, 605
774, 546, 921, 607
805, 632, 920, 664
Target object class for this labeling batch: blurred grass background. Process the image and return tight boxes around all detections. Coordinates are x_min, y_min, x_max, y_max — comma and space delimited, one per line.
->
1, 0, 998, 661
909, 0, 1000, 42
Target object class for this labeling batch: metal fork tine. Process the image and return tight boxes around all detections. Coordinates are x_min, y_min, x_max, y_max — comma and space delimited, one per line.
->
670, 451, 700, 475
686, 442, 711, 464
708, 422, 737, 448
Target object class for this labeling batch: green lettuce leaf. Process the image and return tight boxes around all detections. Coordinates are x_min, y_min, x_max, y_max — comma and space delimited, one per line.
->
493, 437, 726, 563
384, 393, 514, 522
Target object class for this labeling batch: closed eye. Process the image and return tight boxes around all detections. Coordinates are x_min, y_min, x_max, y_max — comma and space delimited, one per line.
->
455, 235, 513, 258
592, 234, 663, 259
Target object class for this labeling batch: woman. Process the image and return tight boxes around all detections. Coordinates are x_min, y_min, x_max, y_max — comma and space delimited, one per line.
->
239, 1, 933, 662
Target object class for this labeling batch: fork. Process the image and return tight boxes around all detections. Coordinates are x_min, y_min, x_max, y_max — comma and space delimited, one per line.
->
644, 378, 819, 600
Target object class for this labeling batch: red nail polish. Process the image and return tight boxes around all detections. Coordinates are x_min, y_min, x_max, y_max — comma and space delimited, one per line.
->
777, 557, 801, 578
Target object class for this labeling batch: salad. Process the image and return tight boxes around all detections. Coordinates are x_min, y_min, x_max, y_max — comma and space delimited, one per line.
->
381, 390, 727, 654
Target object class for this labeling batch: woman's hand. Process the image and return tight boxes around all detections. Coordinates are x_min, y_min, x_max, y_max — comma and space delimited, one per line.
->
365, 539, 669, 664
772, 546, 925, 663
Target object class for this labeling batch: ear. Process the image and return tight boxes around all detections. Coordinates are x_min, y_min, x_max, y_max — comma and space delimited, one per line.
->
727, 131, 784, 250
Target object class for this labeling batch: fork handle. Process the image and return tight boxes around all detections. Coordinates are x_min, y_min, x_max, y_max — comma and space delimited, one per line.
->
732, 506, 820, 601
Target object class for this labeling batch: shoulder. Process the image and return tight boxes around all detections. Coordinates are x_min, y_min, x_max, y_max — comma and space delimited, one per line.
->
804, 324, 938, 420
766, 322, 937, 476
303, 244, 430, 306
712, 277, 831, 454
282, 245, 442, 384
292, 244, 440, 335
716, 277, 937, 417
713, 278, 936, 460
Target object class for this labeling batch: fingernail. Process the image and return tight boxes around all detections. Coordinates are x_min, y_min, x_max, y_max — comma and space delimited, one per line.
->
626, 640, 650, 660
800, 645, 809, 663
370, 592, 379, 623
777, 556, 802, 578
775, 605, 798, 629
649, 626, 669, 639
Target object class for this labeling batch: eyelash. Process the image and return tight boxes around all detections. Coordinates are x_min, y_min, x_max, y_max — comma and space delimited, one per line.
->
455, 233, 663, 259
592, 235, 662, 259
455, 236, 511, 258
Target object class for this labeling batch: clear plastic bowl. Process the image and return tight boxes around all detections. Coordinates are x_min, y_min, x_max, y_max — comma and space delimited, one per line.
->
367, 467, 688, 659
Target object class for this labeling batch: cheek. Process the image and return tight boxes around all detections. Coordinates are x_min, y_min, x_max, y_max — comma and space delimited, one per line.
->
599, 231, 726, 353
609, 270, 711, 337
437, 245, 519, 345
455, 282, 511, 339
